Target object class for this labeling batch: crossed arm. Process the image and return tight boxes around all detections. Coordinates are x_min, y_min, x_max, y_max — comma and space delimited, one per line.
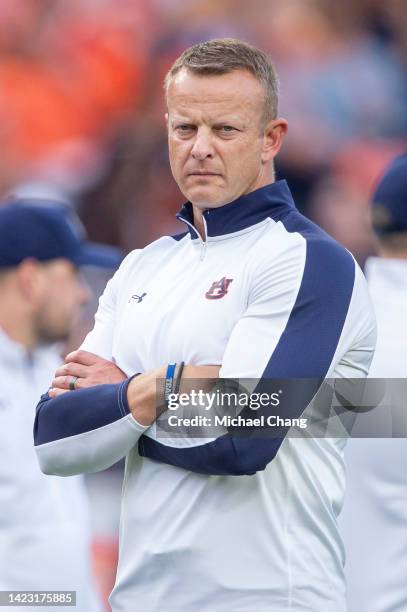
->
34, 351, 220, 476
39, 352, 300, 478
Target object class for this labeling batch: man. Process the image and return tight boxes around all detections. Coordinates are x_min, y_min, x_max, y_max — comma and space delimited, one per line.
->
34, 39, 376, 612
340, 152, 407, 612
0, 201, 121, 611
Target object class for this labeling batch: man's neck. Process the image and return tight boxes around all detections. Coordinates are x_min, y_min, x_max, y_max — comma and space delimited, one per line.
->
378, 250, 407, 260
190, 176, 276, 240
192, 207, 206, 240
0, 300, 37, 352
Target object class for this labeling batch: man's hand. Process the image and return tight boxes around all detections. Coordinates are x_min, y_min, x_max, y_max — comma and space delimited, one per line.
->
126, 364, 220, 426
50, 350, 127, 397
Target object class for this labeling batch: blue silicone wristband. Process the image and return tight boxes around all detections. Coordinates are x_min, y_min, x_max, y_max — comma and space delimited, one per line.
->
164, 363, 177, 405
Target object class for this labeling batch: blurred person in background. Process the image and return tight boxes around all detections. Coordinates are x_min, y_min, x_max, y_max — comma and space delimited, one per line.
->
308, 141, 406, 264
340, 152, 407, 612
0, 201, 121, 611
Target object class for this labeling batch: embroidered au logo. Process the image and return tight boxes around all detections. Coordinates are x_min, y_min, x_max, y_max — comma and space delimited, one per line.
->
205, 277, 233, 300
129, 292, 147, 303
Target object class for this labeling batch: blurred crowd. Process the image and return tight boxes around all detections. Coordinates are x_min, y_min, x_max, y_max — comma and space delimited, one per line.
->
0, 0, 406, 260
0, 1, 406, 607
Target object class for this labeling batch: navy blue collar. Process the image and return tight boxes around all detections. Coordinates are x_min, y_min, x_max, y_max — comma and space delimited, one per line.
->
176, 180, 296, 239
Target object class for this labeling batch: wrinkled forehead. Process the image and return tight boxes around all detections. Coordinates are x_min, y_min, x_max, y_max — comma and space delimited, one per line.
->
166, 68, 266, 120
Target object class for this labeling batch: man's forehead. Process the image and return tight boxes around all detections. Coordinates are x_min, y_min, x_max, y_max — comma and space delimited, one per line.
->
166, 68, 265, 113
168, 99, 250, 123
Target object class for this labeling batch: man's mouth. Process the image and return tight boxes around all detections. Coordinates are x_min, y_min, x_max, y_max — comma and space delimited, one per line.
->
187, 172, 221, 176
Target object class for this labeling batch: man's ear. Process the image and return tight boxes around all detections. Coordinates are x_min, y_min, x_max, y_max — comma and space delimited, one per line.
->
16, 258, 44, 302
165, 112, 169, 131
261, 118, 288, 164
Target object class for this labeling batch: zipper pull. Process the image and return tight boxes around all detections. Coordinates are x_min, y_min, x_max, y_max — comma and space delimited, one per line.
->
200, 240, 207, 261
200, 214, 208, 260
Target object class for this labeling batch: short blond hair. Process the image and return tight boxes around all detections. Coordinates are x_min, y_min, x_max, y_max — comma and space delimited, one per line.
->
164, 38, 279, 126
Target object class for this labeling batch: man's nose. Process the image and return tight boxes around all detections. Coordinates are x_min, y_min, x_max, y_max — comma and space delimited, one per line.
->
191, 128, 214, 160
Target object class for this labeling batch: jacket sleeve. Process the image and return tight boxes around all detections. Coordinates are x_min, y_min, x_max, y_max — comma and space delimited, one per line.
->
34, 378, 148, 476
139, 236, 371, 475
34, 252, 146, 476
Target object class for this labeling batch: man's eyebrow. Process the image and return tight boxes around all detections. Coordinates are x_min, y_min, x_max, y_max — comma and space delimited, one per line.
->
170, 115, 246, 125
212, 118, 246, 126
170, 116, 195, 124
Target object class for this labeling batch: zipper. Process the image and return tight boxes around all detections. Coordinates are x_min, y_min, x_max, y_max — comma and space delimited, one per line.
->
176, 214, 208, 261
200, 215, 208, 261
200, 240, 206, 261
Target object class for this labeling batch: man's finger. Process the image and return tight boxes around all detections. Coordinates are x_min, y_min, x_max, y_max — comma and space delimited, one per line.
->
54, 362, 89, 379
65, 350, 101, 366
52, 375, 83, 391
48, 387, 69, 398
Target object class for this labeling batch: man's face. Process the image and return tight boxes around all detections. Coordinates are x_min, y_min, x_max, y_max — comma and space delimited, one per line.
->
34, 260, 90, 344
166, 68, 280, 209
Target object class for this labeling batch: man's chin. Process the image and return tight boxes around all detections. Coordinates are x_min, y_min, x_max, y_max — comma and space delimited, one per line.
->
38, 328, 71, 346
185, 187, 231, 209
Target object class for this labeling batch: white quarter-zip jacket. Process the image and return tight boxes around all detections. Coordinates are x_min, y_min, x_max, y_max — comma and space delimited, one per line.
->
35, 181, 376, 612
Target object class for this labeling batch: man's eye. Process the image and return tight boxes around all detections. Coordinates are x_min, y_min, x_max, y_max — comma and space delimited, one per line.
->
176, 125, 194, 132
216, 126, 236, 134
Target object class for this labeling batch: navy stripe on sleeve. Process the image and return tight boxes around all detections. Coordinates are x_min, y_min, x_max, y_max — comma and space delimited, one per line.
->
139, 433, 283, 476
261, 237, 355, 379
263, 210, 355, 378
34, 379, 131, 446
